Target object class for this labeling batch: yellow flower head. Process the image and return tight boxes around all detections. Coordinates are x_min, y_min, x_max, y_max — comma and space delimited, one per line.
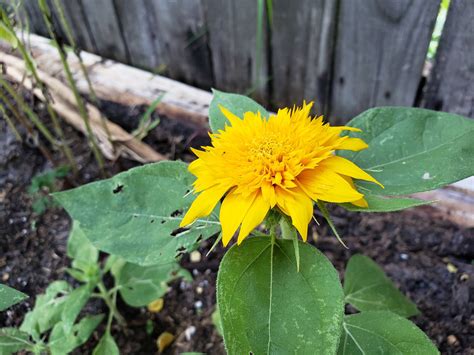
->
180, 102, 382, 246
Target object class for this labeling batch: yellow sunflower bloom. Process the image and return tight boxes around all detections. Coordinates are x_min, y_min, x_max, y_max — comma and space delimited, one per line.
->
180, 102, 382, 246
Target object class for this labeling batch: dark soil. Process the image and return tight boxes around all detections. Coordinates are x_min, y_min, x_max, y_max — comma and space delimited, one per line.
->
1, 93, 473, 354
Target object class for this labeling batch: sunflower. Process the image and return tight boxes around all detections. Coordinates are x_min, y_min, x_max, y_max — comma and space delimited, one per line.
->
180, 102, 382, 246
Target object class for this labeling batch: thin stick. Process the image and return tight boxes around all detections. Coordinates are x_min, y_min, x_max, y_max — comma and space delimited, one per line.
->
38, 0, 105, 174
0, 92, 56, 164
0, 103, 22, 141
0, 8, 77, 172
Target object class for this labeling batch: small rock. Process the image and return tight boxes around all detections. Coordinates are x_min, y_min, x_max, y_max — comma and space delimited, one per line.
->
157, 332, 174, 353
446, 263, 458, 273
190, 250, 202, 263
147, 298, 164, 313
196, 286, 204, 294
184, 325, 196, 341
447, 335, 459, 346
2, 273, 9, 282
194, 300, 203, 310
399, 253, 409, 261
460, 273, 469, 282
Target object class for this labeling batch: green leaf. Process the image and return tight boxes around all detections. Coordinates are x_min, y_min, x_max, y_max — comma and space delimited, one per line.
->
59, 285, 92, 332
0, 328, 32, 354
20, 281, 71, 339
113, 260, 189, 307
338, 311, 438, 354
217, 237, 344, 354
339, 107, 474, 195
344, 255, 419, 317
93, 332, 119, 355
67, 222, 100, 284
209, 89, 268, 132
340, 194, 432, 212
54, 161, 220, 266
211, 307, 223, 337
0, 21, 18, 49
48, 314, 104, 355
0, 284, 27, 311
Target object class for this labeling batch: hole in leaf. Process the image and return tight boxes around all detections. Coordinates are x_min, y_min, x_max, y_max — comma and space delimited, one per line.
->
171, 227, 189, 236
150, 219, 155, 223
161, 220, 166, 224
113, 184, 124, 194
171, 209, 183, 217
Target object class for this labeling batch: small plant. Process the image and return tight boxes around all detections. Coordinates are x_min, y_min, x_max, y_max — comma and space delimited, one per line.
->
132, 94, 164, 141
10, 90, 474, 353
27, 166, 70, 215
0, 221, 190, 354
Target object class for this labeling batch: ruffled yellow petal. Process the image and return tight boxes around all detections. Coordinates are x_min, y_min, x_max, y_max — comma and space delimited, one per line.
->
219, 105, 242, 127
337, 137, 368, 151
220, 189, 257, 246
276, 187, 313, 241
319, 156, 383, 188
180, 184, 228, 227
237, 192, 270, 245
297, 168, 364, 203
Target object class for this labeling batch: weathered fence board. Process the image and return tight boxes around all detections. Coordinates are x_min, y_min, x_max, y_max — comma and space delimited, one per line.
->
54, 0, 97, 53
203, 0, 269, 103
113, 0, 161, 70
330, 0, 440, 123
271, 0, 337, 114
15, 0, 474, 123
80, 0, 129, 63
422, 0, 474, 118
147, 0, 213, 89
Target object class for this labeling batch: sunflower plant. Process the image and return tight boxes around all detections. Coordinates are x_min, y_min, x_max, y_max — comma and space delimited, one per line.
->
51, 90, 473, 354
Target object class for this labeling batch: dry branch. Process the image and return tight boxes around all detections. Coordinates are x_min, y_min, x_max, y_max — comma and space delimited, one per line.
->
0, 52, 165, 163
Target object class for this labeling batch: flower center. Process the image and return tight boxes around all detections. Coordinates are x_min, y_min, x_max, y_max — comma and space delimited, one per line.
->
247, 135, 297, 188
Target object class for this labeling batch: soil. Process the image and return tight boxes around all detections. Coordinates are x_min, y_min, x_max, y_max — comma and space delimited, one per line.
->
1, 89, 473, 355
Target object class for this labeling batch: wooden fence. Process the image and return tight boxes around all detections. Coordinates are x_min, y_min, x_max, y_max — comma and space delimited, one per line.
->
17, 0, 474, 123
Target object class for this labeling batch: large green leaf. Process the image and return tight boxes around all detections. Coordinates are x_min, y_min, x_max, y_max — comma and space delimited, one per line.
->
217, 237, 344, 354
340, 194, 432, 213
344, 255, 419, 317
338, 311, 438, 354
112, 260, 191, 307
0, 328, 32, 354
209, 89, 268, 132
339, 107, 474, 195
0, 284, 27, 311
54, 161, 220, 266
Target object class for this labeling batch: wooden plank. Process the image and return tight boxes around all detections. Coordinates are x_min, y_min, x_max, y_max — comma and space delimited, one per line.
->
21, 0, 49, 37
422, 0, 474, 118
53, 0, 97, 53
271, 0, 337, 114
80, 0, 129, 63
113, 0, 162, 70
331, 0, 440, 124
147, 0, 213, 89
203, 0, 268, 103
